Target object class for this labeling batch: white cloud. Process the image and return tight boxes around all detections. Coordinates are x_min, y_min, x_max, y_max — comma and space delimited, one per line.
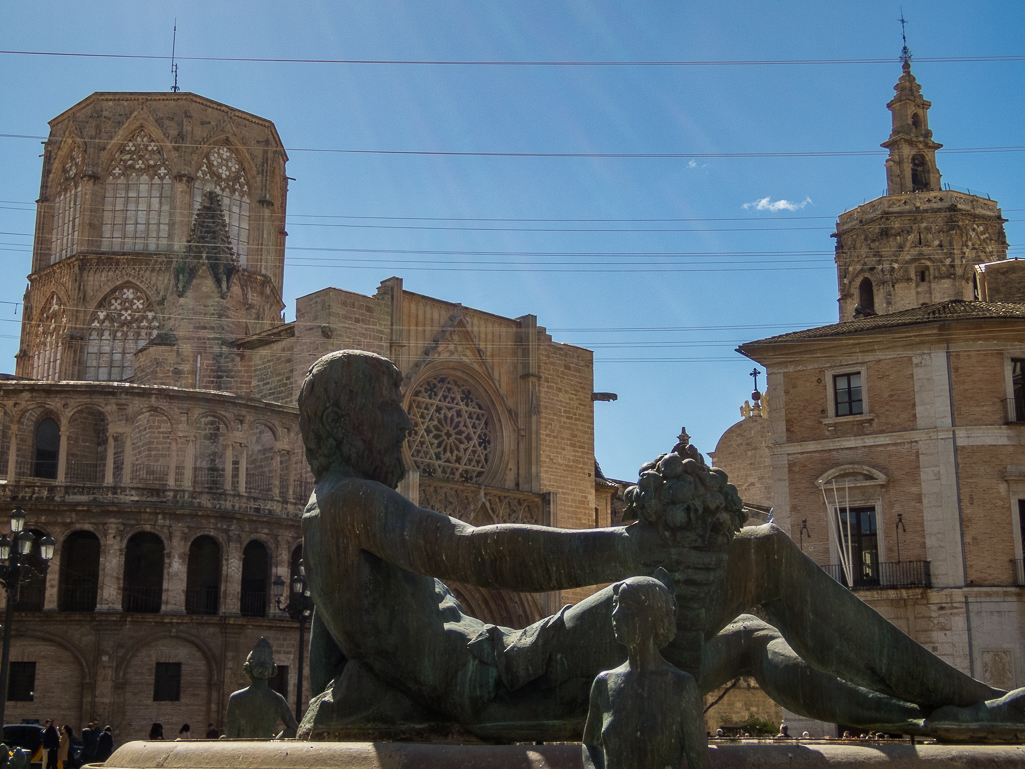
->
687, 160, 697, 168
742, 195, 812, 212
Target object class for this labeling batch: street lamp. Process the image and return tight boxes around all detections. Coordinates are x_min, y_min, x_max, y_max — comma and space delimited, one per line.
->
273, 561, 312, 722
0, 508, 54, 727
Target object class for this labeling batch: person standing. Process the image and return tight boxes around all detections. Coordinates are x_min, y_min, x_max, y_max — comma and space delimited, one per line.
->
57, 725, 72, 769
94, 727, 114, 763
42, 720, 59, 769
147, 723, 163, 741
80, 721, 98, 765
177, 724, 191, 740
204, 724, 219, 740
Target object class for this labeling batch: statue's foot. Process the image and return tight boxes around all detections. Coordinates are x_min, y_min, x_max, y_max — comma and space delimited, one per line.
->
925, 688, 1025, 743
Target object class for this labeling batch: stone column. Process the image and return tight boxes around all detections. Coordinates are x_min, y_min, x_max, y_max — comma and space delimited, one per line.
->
42, 530, 60, 611
223, 531, 242, 616
56, 413, 68, 482
238, 442, 248, 496
6, 425, 17, 479
165, 525, 187, 615
96, 523, 123, 612
104, 431, 115, 484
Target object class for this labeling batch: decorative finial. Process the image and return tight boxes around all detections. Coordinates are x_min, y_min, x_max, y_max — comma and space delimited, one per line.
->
677, 427, 690, 446
749, 368, 762, 403
170, 20, 181, 92
898, 9, 912, 68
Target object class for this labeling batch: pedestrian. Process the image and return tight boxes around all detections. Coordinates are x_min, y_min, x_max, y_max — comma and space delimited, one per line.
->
42, 719, 60, 769
148, 723, 163, 741
57, 725, 72, 769
95, 727, 114, 763
204, 724, 219, 740
177, 724, 191, 740
80, 721, 99, 765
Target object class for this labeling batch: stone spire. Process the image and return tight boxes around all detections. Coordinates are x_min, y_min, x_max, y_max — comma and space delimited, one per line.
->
176, 190, 239, 298
881, 59, 943, 195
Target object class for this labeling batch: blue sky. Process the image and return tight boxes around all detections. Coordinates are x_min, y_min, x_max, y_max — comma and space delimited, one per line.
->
1, 1, 1022, 482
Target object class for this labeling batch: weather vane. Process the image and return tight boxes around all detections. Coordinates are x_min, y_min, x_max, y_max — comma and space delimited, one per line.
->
898, 9, 912, 66
170, 20, 181, 92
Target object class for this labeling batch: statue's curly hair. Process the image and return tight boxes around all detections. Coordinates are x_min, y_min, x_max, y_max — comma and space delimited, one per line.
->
622, 440, 746, 550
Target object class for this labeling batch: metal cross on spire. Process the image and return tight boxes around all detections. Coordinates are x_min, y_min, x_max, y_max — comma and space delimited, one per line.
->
898, 9, 912, 66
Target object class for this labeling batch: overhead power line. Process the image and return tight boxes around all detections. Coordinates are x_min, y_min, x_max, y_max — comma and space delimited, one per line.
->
2, 50, 1024, 66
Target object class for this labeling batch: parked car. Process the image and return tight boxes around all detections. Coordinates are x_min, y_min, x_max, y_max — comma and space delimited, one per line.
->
3, 724, 83, 768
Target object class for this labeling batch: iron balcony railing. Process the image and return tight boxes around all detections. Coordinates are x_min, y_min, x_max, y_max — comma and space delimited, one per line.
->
122, 584, 162, 613
825, 560, 931, 590
66, 460, 105, 484
240, 590, 267, 618
59, 581, 99, 612
1005, 398, 1025, 425
185, 586, 220, 615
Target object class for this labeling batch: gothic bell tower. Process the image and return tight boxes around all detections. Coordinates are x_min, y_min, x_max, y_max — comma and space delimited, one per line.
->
832, 52, 1007, 320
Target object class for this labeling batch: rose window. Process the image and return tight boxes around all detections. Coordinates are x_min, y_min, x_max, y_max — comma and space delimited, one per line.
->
407, 376, 493, 483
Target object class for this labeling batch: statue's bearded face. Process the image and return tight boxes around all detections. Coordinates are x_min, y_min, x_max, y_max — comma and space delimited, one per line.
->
354, 376, 412, 489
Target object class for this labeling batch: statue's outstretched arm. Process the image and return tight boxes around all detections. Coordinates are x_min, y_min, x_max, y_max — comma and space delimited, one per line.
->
351, 479, 720, 591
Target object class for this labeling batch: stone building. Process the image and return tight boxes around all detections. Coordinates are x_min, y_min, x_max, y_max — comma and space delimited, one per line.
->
737, 60, 1024, 735
0, 93, 607, 739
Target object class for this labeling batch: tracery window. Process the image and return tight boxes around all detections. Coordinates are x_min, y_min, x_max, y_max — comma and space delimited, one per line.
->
84, 284, 160, 381
101, 129, 172, 252
192, 145, 250, 266
50, 145, 84, 264
32, 294, 66, 381
407, 375, 493, 483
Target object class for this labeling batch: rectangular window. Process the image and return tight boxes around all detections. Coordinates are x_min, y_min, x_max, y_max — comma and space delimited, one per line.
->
7, 662, 35, 701
269, 665, 288, 699
834, 373, 863, 417
837, 506, 878, 587
153, 662, 181, 702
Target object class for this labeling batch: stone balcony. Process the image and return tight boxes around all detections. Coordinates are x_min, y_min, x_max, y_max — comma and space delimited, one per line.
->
836, 190, 1001, 233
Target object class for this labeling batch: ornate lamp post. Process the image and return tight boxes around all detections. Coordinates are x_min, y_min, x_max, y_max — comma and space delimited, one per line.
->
0, 508, 55, 728
273, 561, 312, 722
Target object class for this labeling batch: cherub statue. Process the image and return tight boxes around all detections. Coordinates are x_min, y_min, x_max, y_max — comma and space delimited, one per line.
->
226, 637, 299, 738
582, 575, 709, 769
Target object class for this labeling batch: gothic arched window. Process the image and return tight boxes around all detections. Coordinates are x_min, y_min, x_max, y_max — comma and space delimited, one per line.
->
407, 374, 494, 483
101, 129, 172, 252
911, 153, 929, 193
32, 294, 66, 381
50, 145, 84, 264
84, 284, 160, 381
858, 277, 875, 314
192, 145, 250, 266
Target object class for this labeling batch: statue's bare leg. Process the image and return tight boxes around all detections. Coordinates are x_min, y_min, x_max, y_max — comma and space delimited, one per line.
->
700, 614, 927, 730
708, 524, 1003, 710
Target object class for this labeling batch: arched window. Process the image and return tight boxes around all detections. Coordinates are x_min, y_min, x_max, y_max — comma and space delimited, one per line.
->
240, 540, 269, 617
33, 417, 60, 480
32, 294, 66, 381
911, 153, 929, 192
193, 415, 228, 491
84, 284, 160, 381
50, 145, 84, 264
193, 145, 250, 266
185, 536, 221, 615
858, 277, 875, 314
911, 113, 921, 132
407, 374, 494, 483
122, 532, 164, 613
58, 530, 100, 612
13, 529, 50, 612
245, 424, 277, 497
101, 129, 172, 252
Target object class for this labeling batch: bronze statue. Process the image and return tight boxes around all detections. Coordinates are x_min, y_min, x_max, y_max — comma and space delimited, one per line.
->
582, 575, 708, 769
298, 350, 1024, 742
226, 638, 299, 739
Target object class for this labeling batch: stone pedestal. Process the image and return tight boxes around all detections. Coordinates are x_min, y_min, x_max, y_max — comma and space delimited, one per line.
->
99, 739, 1025, 769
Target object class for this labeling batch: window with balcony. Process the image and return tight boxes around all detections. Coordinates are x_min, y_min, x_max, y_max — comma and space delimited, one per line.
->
122, 532, 164, 613
33, 418, 60, 480
185, 536, 221, 615
834, 373, 863, 417
240, 540, 269, 618
58, 530, 100, 612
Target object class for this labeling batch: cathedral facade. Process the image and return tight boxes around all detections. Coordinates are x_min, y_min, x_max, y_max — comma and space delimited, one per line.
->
1, 93, 609, 739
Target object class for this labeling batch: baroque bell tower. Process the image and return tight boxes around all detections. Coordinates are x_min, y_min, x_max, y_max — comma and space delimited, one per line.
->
832, 46, 1007, 320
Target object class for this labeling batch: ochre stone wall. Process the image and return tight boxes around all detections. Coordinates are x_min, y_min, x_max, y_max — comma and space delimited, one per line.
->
709, 416, 772, 507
